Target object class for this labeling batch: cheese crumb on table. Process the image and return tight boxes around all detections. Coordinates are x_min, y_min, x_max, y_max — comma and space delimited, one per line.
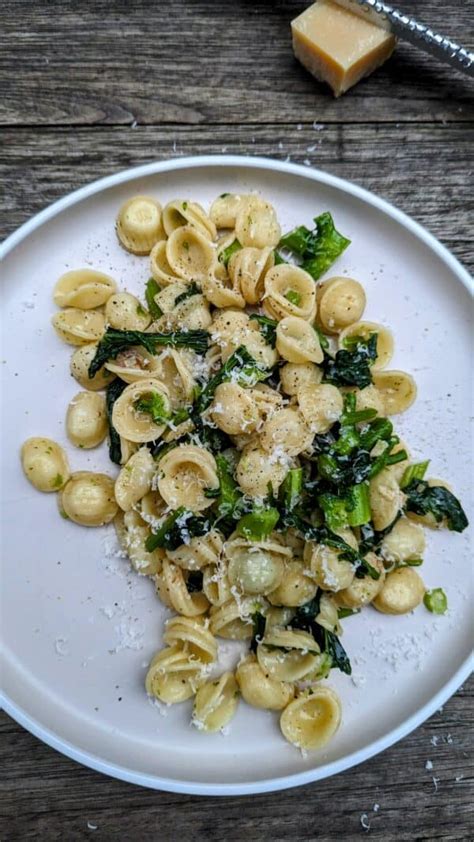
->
291, 0, 396, 97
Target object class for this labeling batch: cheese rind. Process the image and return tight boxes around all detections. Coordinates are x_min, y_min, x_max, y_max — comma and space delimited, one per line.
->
291, 0, 396, 97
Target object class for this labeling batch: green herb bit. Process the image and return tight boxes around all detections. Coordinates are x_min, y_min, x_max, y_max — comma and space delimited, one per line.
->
105, 378, 127, 464
279, 468, 303, 513
279, 212, 350, 280
400, 558, 424, 567
134, 392, 170, 425
323, 334, 377, 389
313, 325, 329, 350
284, 289, 301, 307
318, 493, 349, 532
195, 346, 270, 413
249, 314, 278, 348
273, 250, 286, 265
347, 483, 371, 527
88, 327, 209, 378
236, 507, 280, 541
400, 460, 430, 489
337, 607, 360, 619
174, 282, 201, 307
145, 278, 163, 320
186, 570, 203, 593
218, 239, 242, 267
423, 588, 448, 615
404, 479, 468, 533
250, 611, 267, 653
145, 507, 211, 552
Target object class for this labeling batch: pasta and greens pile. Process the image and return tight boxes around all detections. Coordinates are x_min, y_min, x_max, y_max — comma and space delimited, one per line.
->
20, 192, 468, 751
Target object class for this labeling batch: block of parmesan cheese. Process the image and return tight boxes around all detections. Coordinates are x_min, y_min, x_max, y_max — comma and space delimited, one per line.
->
291, 0, 396, 97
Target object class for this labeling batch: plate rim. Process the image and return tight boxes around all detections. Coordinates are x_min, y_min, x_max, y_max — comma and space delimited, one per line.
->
1, 154, 472, 796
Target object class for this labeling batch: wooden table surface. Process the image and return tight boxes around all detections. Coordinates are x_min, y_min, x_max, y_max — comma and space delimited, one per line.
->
1, 1, 473, 838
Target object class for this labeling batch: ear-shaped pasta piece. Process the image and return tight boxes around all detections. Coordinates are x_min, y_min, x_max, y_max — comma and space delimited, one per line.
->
162, 199, 216, 240
350, 384, 385, 417
166, 529, 224, 571
53, 269, 116, 309
116, 196, 163, 255
114, 447, 156, 511
380, 518, 425, 564
163, 616, 217, 664
236, 654, 294, 710
52, 308, 105, 346
235, 196, 281, 248
138, 488, 168, 525
157, 445, 219, 511
145, 645, 206, 704
265, 605, 296, 629
236, 445, 289, 497
372, 370, 417, 415
209, 193, 252, 228
264, 265, 316, 322
155, 558, 209, 616
276, 316, 324, 364
149, 240, 182, 286
316, 593, 341, 633
153, 349, 196, 407
105, 292, 151, 331
21, 437, 70, 493
66, 391, 107, 449
256, 627, 322, 682
210, 310, 252, 360
192, 672, 239, 732
105, 346, 161, 384
210, 382, 259, 435
112, 378, 171, 443
114, 509, 164, 575
154, 282, 189, 314
372, 567, 425, 615
70, 343, 116, 391
279, 362, 323, 396
209, 596, 257, 640
119, 437, 139, 465
316, 277, 366, 334
339, 321, 394, 369
369, 467, 404, 530
267, 560, 317, 607
58, 471, 118, 526
173, 293, 212, 330
166, 226, 217, 283
259, 407, 313, 457
202, 562, 232, 606
296, 383, 343, 434
303, 529, 358, 592
228, 246, 275, 304
201, 266, 246, 309
249, 383, 284, 420
335, 553, 385, 608
225, 539, 287, 596
280, 688, 342, 750
386, 440, 410, 484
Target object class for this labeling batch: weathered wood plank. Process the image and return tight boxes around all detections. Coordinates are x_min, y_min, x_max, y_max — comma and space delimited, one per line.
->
1, 678, 472, 840
1, 0, 473, 127
2, 123, 473, 269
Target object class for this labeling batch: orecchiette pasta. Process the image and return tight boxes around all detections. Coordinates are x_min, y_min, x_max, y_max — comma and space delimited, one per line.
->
162, 199, 216, 240
372, 370, 417, 415
276, 316, 324, 364
264, 265, 317, 321
235, 196, 281, 249
26, 189, 467, 756
280, 688, 342, 750
157, 445, 219, 511
52, 308, 105, 346
166, 225, 216, 283
70, 342, 115, 390
116, 196, 163, 255
192, 671, 239, 732
21, 437, 70, 492
58, 471, 118, 526
339, 321, 394, 369
372, 567, 426, 615
236, 655, 294, 710
145, 646, 206, 704
114, 447, 156, 511
114, 509, 164, 575
105, 292, 151, 331
66, 391, 107, 449
112, 378, 171, 443
53, 269, 116, 309
316, 276, 366, 333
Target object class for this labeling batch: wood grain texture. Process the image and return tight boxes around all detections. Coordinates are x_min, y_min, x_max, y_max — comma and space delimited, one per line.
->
1, 0, 473, 838
0, 0, 473, 126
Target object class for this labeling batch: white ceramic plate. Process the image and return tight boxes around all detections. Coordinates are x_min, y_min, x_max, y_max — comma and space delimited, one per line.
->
1, 156, 472, 795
